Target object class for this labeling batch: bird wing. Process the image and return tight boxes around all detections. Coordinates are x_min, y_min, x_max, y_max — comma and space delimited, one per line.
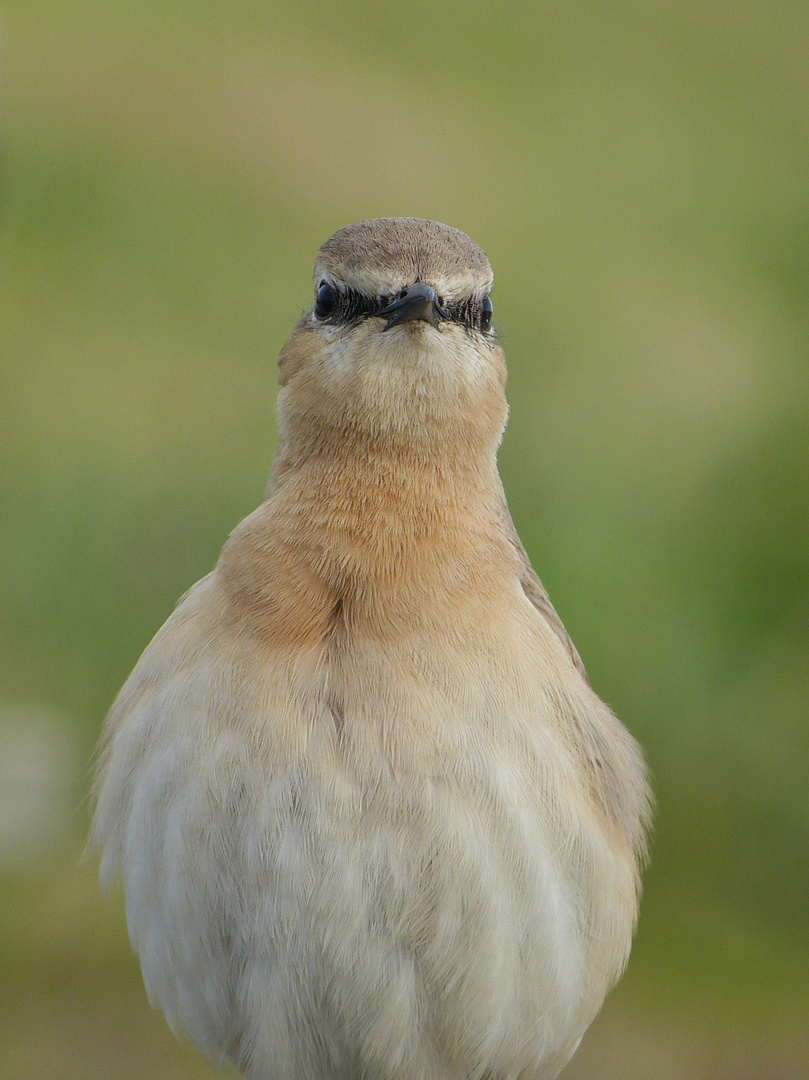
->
496, 495, 590, 685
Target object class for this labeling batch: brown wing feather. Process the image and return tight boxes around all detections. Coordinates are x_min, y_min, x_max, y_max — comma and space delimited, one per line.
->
496, 496, 590, 685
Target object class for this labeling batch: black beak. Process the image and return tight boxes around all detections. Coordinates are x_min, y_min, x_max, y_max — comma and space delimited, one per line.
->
379, 283, 445, 330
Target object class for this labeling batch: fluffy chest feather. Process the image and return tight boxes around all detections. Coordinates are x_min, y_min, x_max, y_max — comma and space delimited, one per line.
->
94, 571, 643, 1080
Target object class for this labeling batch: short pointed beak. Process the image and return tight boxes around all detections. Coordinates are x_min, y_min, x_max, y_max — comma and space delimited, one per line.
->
379, 283, 445, 330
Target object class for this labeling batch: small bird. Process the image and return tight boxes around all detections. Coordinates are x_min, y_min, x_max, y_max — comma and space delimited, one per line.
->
92, 218, 651, 1080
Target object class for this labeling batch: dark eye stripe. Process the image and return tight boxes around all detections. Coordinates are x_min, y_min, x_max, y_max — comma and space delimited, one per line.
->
444, 296, 494, 334
313, 286, 494, 334
343, 288, 385, 321
312, 286, 383, 325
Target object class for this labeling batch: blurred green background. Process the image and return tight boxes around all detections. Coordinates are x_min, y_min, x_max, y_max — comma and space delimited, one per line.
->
1, 2, 807, 1077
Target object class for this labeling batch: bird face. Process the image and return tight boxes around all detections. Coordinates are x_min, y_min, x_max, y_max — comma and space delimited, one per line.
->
275, 219, 508, 454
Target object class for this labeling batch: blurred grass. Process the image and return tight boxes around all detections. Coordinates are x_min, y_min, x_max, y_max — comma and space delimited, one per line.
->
1, 2, 808, 1077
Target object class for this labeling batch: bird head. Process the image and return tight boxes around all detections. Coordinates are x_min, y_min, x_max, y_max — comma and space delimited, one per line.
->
275, 219, 508, 465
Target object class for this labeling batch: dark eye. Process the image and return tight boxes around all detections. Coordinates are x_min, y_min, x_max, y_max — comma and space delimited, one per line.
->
315, 281, 337, 319
480, 295, 493, 331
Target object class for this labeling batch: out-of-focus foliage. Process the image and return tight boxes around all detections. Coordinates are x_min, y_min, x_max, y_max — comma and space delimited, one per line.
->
1, 2, 807, 1076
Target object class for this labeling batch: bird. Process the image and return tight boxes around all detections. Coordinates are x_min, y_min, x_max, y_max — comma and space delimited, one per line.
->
91, 217, 651, 1080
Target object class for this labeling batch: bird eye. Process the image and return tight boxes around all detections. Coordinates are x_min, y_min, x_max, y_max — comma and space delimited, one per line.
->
480, 296, 493, 331
315, 281, 337, 319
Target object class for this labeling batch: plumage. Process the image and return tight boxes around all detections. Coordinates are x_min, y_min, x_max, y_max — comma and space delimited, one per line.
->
92, 218, 651, 1080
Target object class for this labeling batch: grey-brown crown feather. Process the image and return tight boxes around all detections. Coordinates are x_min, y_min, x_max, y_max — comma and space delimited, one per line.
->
317, 218, 493, 295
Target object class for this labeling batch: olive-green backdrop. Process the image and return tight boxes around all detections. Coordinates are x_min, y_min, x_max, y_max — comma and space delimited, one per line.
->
1, 3, 807, 1077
